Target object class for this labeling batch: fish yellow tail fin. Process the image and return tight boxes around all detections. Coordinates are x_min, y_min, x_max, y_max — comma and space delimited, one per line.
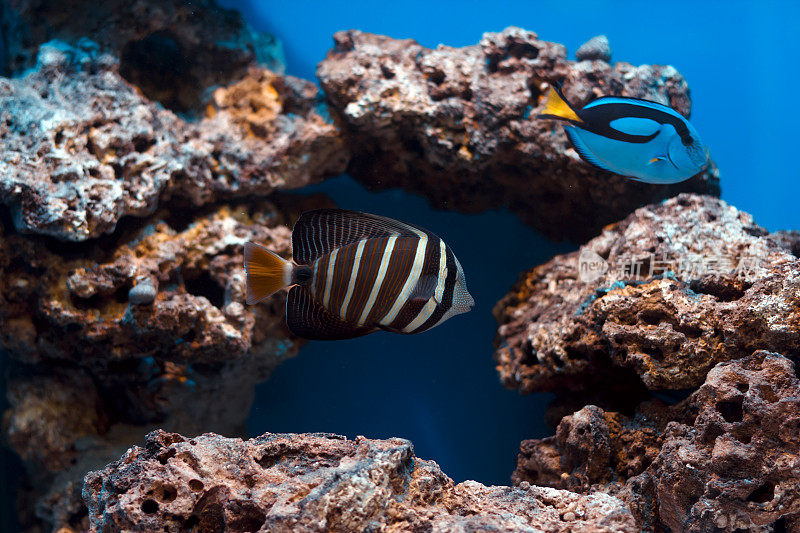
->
244, 242, 293, 304
537, 86, 582, 123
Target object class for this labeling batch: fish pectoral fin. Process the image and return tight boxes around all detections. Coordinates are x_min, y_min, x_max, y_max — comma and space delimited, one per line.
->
408, 274, 438, 303
648, 156, 666, 164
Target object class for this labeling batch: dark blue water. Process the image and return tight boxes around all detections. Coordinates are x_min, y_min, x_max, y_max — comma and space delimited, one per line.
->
248, 176, 573, 484
226, 0, 800, 485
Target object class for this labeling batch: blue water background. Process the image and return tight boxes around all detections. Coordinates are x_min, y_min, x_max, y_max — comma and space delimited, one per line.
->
220, 0, 800, 486
253, 176, 572, 486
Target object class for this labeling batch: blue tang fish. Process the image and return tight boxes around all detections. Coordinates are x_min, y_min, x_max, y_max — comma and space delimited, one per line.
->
244, 209, 474, 340
538, 85, 708, 183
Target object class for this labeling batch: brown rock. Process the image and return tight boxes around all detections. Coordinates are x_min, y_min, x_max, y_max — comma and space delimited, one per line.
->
514, 400, 689, 493
4, 368, 109, 472
494, 193, 800, 392
83, 430, 637, 532
649, 351, 800, 531
317, 28, 719, 241
514, 351, 800, 530
0, 198, 318, 365
769, 229, 800, 257
0, 41, 347, 241
1, 0, 283, 111
1, 194, 331, 531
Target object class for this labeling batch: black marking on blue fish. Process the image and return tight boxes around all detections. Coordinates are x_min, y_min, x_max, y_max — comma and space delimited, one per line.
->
563, 126, 617, 174
286, 285, 375, 340
665, 150, 681, 170
577, 98, 692, 145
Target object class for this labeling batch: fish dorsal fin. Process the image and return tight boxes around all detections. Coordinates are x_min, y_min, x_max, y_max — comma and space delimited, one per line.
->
286, 286, 376, 340
292, 209, 422, 265
583, 96, 688, 121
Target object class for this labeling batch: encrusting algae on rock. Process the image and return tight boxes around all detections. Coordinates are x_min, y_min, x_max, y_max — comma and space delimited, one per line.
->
513, 351, 800, 531
1, 2, 797, 531
0, 0, 285, 109
0, 194, 333, 531
494, 193, 800, 392
82, 430, 637, 532
0, 41, 348, 242
317, 27, 720, 240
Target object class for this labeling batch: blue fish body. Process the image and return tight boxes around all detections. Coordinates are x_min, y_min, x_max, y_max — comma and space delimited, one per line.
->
539, 88, 708, 184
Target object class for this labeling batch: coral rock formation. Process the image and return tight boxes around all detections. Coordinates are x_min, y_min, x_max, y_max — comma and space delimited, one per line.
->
514, 401, 688, 494
514, 351, 800, 531
0, 41, 347, 241
575, 35, 612, 63
1, 0, 284, 110
1, 194, 331, 531
0, 199, 312, 365
83, 430, 637, 532
494, 193, 800, 392
651, 351, 800, 531
0, 3, 348, 530
317, 27, 719, 240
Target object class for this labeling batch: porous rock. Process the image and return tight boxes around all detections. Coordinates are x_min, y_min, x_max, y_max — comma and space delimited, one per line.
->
576, 35, 612, 62
1, 194, 330, 531
652, 350, 800, 531
83, 430, 637, 532
515, 351, 800, 531
0, 197, 324, 365
0, 41, 347, 241
494, 193, 800, 392
1, 0, 284, 111
769, 229, 800, 257
317, 27, 719, 241
513, 401, 689, 493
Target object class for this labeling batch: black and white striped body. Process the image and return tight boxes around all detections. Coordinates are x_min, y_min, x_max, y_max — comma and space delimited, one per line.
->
286, 209, 473, 340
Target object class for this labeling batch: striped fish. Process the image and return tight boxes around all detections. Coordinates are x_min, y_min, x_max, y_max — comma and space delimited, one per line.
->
243, 209, 474, 340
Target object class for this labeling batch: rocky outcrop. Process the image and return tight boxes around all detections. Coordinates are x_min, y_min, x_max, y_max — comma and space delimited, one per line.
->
514, 351, 800, 531
514, 400, 690, 493
0, 196, 326, 366
83, 430, 636, 533
1, 0, 283, 111
1, 193, 331, 531
575, 35, 612, 63
494, 193, 800, 392
0, 3, 347, 530
317, 27, 720, 241
0, 41, 347, 241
